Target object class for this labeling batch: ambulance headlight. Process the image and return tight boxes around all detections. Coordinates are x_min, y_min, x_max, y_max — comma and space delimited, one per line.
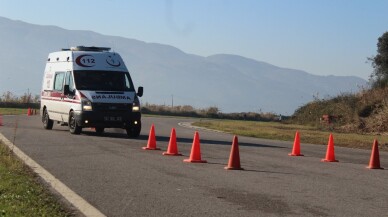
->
132, 101, 140, 112
132, 105, 140, 112
132, 97, 140, 112
82, 99, 93, 111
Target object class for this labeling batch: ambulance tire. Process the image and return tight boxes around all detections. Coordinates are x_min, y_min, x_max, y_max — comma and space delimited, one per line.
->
42, 109, 53, 130
69, 111, 82, 134
95, 127, 104, 134
126, 122, 141, 138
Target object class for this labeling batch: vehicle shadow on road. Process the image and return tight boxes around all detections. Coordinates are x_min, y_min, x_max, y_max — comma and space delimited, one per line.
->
82, 131, 285, 149
242, 169, 295, 174
152, 135, 284, 149
82, 131, 131, 139
206, 162, 296, 174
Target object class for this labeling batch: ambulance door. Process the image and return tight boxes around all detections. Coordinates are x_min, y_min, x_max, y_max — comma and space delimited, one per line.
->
49, 71, 66, 121
61, 71, 75, 123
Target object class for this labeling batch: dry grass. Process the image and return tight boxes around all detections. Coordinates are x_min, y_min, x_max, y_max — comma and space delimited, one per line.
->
193, 120, 388, 151
291, 86, 388, 134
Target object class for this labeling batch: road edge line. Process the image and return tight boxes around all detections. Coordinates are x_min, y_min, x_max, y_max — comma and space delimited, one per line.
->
0, 133, 106, 217
178, 122, 225, 133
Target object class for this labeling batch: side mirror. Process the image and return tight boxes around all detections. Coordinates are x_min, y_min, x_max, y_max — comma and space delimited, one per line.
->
63, 85, 70, 95
137, 86, 143, 97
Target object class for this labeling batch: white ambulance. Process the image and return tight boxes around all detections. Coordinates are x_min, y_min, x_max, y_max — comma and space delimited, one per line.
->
40, 46, 143, 137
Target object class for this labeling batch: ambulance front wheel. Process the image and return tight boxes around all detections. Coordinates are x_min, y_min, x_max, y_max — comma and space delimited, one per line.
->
69, 111, 82, 134
95, 127, 104, 134
42, 108, 53, 130
126, 122, 141, 138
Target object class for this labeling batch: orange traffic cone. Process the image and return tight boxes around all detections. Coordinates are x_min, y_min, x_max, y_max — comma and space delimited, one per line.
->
225, 136, 243, 170
321, 134, 338, 162
184, 131, 207, 163
27, 108, 31, 116
367, 139, 384, 169
142, 124, 160, 150
163, 128, 182, 156
289, 131, 303, 156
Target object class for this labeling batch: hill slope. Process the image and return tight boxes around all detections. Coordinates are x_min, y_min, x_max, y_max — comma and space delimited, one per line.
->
0, 16, 367, 114
292, 87, 388, 133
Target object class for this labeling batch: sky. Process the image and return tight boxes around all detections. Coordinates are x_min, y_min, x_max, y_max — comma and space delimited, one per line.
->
1, 0, 388, 80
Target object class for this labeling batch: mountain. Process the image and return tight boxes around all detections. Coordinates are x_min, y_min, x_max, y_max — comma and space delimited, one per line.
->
0, 16, 367, 114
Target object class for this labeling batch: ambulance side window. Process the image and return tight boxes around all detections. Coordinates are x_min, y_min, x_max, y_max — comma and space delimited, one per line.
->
125, 75, 130, 90
65, 71, 75, 94
54, 72, 65, 91
124, 73, 133, 90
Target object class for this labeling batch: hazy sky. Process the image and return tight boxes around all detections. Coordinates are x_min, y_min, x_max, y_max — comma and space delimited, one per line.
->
1, 0, 388, 79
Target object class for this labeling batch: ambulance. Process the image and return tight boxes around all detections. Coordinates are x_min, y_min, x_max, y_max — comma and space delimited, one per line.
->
40, 46, 143, 137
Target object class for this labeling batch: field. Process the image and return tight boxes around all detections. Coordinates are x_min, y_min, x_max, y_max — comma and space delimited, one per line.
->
0, 108, 32, 116
193, 119, 388, 151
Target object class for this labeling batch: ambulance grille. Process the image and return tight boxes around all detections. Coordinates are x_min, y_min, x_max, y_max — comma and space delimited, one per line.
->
93, 103, 131, 111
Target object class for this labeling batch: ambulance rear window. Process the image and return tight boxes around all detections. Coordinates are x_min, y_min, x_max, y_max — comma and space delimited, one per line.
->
73, 70, 134, 91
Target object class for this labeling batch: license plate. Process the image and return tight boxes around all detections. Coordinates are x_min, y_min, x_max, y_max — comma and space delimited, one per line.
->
104, 116, 122, 121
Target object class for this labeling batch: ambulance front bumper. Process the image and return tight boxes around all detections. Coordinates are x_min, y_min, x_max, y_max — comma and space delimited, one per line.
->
74, 110, 141, 128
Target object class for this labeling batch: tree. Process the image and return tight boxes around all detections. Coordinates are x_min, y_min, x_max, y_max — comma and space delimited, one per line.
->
205, 106, 220, 118
20, 92, 32, 103
369, 32, 388, 88
1, 91, 15, 102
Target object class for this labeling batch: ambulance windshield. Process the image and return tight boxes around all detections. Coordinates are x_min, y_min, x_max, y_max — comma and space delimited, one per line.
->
73, 70, 134, 91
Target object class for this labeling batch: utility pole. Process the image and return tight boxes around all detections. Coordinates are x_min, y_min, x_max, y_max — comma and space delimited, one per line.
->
27, 88, 30, 104
171, 94, 174, 108
25, 88, 30, 109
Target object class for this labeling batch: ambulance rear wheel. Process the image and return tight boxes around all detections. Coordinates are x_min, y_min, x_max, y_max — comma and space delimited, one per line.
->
69, 111, 82, 134
126, 122, 141, 138
42, 109, 53, 130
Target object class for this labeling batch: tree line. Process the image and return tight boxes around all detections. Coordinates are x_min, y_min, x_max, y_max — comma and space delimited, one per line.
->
0, 91, 40, 103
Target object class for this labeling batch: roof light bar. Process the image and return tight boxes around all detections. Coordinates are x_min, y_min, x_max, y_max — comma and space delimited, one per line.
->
62, 46, 111, 52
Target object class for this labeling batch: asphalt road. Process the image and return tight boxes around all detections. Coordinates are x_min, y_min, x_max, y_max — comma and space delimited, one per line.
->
0, 115, 387, 217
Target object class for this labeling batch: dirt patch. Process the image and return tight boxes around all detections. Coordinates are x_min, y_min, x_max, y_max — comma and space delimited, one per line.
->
208, 187, 293, 215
